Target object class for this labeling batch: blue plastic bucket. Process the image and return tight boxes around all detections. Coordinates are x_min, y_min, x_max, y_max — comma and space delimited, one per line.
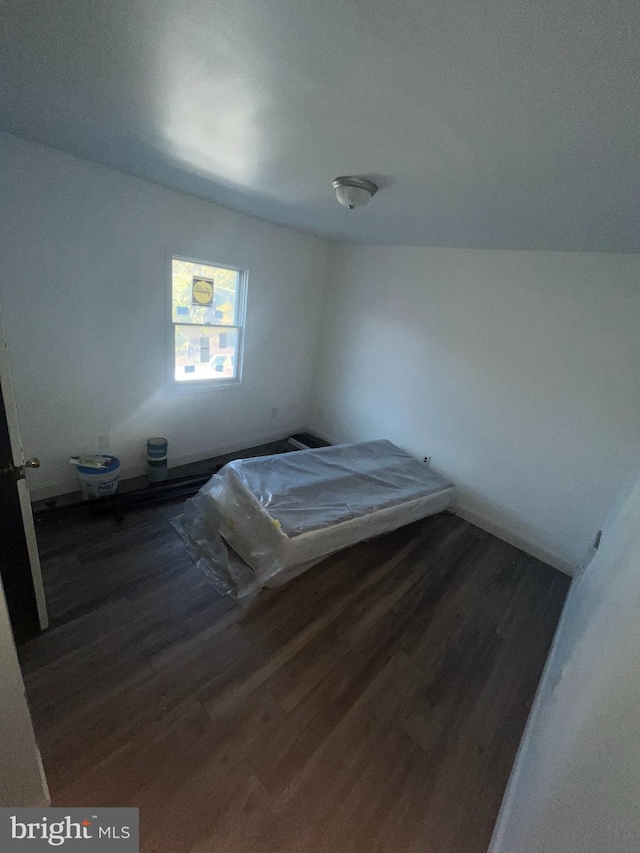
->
76, 456, 120, 500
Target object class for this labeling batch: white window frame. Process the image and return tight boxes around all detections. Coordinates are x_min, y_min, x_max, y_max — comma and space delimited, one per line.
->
168, 253, 248, 389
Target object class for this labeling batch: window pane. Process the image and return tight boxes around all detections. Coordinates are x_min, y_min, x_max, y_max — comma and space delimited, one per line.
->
172, 258, 238, 326
174, 325, 239, 382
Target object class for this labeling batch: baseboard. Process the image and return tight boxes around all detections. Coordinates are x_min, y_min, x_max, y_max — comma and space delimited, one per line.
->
29, 426, 307, 504
454, 503, 576, 576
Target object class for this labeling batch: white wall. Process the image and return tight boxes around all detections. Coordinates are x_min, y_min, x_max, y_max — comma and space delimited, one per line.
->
311, 245, 640, 571
0, 579, 49, 806
0, 133, 329, 500
489, 463, 640, 853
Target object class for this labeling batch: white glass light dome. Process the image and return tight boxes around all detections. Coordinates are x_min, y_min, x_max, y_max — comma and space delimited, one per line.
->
332, 177, 378, 209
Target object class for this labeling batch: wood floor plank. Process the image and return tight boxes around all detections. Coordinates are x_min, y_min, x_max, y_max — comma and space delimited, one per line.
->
24, 504, 571, 853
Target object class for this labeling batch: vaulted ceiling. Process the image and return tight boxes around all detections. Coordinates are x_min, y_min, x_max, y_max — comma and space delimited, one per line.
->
2, 0, 639, 250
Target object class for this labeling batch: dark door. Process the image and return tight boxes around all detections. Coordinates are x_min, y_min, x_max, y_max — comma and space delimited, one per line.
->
0, 381, 40, 642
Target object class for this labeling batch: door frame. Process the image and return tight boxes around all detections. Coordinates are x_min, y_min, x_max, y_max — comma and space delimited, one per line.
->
0, 298, 48, 631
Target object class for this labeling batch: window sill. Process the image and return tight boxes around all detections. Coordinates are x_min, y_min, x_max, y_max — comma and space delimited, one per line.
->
168, 378, 243, 393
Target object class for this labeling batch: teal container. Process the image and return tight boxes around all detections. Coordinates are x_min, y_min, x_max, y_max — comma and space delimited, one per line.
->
147, 437, 168, 483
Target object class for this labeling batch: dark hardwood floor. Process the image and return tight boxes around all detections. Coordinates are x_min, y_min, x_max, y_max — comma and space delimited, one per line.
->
20, 505, 570, 853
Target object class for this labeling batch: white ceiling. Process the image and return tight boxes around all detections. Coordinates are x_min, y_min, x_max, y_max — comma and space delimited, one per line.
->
2, 0, 639, 250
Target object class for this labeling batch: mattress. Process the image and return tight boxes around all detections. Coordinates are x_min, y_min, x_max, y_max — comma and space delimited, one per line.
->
173, 440, 456, 596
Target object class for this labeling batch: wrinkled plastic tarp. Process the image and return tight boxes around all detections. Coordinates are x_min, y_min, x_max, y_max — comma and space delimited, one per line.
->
172, 440, 456, 598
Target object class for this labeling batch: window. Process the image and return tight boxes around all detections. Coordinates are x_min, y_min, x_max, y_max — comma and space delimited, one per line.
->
171, 256, 247, 384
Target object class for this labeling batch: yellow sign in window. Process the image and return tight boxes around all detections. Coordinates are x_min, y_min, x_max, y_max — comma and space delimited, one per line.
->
192, 277, 214, 306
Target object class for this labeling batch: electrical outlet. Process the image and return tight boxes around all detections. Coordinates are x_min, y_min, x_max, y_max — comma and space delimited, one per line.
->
271, 407, 278, 419
98, 434, 110, 451
424, 456, 431, 466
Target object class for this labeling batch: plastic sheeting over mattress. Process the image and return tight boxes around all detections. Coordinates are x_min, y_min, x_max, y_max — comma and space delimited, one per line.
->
172, 440, 456, 598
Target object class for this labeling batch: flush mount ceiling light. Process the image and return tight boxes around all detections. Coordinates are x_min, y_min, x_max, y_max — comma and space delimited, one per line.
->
332, 176, 378, 209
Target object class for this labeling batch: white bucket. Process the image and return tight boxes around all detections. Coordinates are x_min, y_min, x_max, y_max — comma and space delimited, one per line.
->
76, 456, 121, 500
